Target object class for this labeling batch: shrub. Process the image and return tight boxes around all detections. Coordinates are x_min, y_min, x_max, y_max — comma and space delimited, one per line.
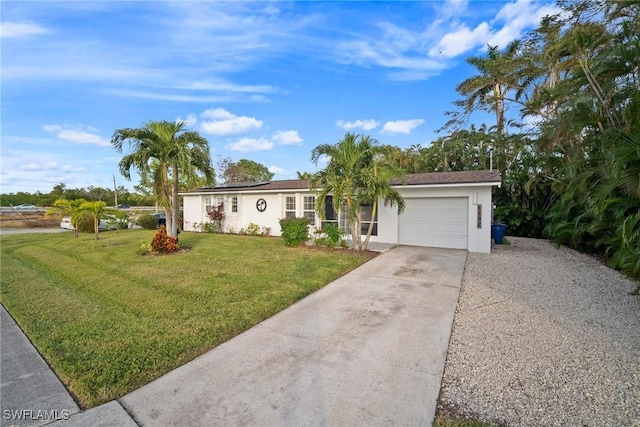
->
76, 214, 94, 233
150, 226, 179, 254
323, 223, 344, 249
279, 217, 310, 247
201, 222, 219, 233
245, 223, 260, 236
104, 211, 130, 230
207, 202, 225, 231
138, 214, 157, 230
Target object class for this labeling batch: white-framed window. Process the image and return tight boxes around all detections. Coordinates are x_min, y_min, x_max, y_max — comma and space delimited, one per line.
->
360, 202, 378, 236
205, 197, 214, 213
231, 196, 238, 213
285, 196, 296, 218
303, 196, 315, 224
206, 196, 225, 214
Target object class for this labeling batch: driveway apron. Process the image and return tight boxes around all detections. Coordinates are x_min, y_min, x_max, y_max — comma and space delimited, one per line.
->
120, 246, 467, 427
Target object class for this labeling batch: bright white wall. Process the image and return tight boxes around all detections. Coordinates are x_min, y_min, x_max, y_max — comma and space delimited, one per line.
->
466, 186, 493, 253
182, 195, 205, 232
183, 191, 320, 236
376, 185, 495, 253
183, 184, 495, 252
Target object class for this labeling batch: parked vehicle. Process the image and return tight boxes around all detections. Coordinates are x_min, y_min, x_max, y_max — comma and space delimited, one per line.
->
14, 204, 38, 210
60, 215, 124, 231
117, 203, 131, 209
153, 213, 166, 227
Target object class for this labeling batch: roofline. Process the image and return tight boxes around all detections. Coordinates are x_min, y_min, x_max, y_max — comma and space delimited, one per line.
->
179, 179, 501, 196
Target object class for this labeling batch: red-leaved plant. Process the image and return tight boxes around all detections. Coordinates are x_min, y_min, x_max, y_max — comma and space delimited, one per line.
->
151, 225, 180, 254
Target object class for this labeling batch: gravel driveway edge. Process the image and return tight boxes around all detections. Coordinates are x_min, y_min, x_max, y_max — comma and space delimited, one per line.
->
438, 237, 640, 427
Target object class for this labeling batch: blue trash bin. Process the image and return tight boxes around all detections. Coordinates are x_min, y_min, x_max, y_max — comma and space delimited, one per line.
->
492, 223, 506, 244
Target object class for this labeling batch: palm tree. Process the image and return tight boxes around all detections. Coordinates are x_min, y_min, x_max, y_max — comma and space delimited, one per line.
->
310, 132, 404, 252
81, 200, 107, 240
111, 120, 214, 237
49, 198, 87, 238
456, 41, 524, 136
359, 159, 405, 249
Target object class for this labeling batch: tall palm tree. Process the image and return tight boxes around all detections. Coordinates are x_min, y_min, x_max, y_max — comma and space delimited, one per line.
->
310, 132, 404, 252
456, 41, 523, 136
111, 120, 214, 237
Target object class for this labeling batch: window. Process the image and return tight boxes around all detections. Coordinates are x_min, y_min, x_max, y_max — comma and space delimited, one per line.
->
205, 197, 214, 213
303, 196, 315, 224
232, 196, 238, 213
322, 196, 350, 233
285, 196, 296, 218
360, 202, 378, 236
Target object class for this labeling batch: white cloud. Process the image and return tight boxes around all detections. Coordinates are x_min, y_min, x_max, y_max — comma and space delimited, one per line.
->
178, 114, 198, 127
429, 22, 491, 58
43, 124, 110, 147
272, 130, 302, 146
177, 80, 278, 94
429, 0, 561, 58
268, 165, 291, 175
200, 108, 263, 136
20, 161, 85, 173
229, 137, 273, 152
0, 22, 48, 38
488, 0, 561, 48
381, 119, 425, 135
336, 119, 379, 131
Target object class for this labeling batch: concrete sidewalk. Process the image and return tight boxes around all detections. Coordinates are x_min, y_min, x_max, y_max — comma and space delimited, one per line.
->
2, 246, 466, 427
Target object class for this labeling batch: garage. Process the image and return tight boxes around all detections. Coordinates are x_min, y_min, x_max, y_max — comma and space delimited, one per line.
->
398, 197, 468, 249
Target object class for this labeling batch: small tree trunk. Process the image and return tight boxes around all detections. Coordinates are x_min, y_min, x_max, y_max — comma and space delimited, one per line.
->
363, 201, 378, 251
171, 165, 180, 238
94, 216, 99, 240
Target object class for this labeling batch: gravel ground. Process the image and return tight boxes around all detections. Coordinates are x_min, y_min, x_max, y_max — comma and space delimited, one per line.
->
438, 237, 640, 427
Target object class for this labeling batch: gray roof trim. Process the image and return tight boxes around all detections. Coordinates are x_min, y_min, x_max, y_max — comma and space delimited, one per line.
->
180, 170, 502, 196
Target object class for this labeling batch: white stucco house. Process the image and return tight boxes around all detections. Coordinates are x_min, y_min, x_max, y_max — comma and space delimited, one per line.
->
180, 170, 501, 253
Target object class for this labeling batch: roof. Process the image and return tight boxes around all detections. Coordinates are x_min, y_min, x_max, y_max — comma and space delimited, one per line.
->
183, 169, 501, 194
392, 170, 501, 185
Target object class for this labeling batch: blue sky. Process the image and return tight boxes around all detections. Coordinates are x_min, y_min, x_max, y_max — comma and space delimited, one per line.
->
1, 0, 558, 194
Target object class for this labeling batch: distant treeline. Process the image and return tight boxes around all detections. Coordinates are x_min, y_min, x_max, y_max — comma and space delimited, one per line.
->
0, 183, 155, 207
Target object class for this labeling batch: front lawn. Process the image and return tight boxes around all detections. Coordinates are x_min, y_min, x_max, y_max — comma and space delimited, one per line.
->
0, 230, 371, 408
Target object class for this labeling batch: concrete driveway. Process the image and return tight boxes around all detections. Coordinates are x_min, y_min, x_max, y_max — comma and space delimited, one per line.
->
120, 246, 467, 426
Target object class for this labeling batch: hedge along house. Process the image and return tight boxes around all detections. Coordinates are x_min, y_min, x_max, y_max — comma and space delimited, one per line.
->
180, 170, 501, 253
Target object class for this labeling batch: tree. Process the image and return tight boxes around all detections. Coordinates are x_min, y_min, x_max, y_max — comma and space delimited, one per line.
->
111, 120, 214, 237
310, 132, 404, 252
360, 159, 405, 249
296, 171, 312, 180
220, 158, 274, 183
81, 200, 108, 240
453, 41, 524, 136
47, 198, 88, 238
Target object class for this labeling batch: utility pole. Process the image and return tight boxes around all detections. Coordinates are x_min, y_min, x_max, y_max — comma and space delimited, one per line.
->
113, 174, 118, 208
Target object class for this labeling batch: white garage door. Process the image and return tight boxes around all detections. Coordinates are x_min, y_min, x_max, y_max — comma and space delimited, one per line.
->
399, 197, 468, 249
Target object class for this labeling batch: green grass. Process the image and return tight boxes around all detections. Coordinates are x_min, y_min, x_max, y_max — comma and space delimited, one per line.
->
0, 230, 371, 408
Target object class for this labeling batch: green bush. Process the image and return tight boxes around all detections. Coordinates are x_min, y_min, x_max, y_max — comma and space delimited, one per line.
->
137, 214, 157, 230
76, 214, 94, 233
323, 223, 344, 249
279, 217, 310, 247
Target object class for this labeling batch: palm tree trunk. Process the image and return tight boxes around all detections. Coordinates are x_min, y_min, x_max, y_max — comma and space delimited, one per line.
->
94, 216, 99, 240
171, 164, 180, 238
494, 82, 505, 136
363, 200, 378, 250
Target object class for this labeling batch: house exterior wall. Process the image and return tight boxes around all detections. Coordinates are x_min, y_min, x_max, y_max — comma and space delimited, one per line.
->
181, 183, 495, 253
183, 191, 320, 235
